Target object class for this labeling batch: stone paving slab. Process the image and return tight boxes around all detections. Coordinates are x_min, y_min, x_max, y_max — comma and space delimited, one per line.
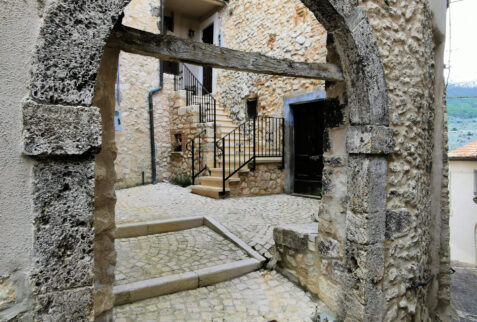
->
451, 266, 477, 321
116, 183, 320, 257
115, 227, 249, 285
114, 270, 322, 322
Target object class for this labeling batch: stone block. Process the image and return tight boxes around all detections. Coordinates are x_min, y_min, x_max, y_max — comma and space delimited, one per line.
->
346, 125, 394, 155
385, 209, 412, 240
23, 101, 102, 156
30, 0, 130, 105
346, 242, 384, 282
323, 156, 345, 167
347, 155, 387, 214
0, 277, 16, 311
32, 159, 95, 294
346, 211, 385, 245
273, 224, 318, 251
35, 287, 93, 322
317, 237, 341, 258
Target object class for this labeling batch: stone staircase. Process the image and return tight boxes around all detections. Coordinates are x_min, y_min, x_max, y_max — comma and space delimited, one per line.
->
174, 65, 283, 199
190, 107, 283, 199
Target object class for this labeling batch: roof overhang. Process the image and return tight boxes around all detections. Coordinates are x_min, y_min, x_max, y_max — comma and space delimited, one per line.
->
448, 156, 477, 161
165, 0, 227, 20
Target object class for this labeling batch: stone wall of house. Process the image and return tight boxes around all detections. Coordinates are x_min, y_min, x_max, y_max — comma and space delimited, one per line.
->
168, 95, 215, 180
229, 163, 285, 197
215, 0, 327, 122
114, 52, 160, 188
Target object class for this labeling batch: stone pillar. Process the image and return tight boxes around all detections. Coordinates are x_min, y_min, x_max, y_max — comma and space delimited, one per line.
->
23, 101, 102, 321
92, 46, 121, 321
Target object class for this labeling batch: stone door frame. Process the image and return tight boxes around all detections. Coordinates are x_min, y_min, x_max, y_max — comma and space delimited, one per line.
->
23, 0, 393, 320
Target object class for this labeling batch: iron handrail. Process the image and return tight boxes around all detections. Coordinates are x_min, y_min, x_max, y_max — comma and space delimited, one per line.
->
186, 129, 208, 185
216, 116, 284, 193
175, 64, 217, 168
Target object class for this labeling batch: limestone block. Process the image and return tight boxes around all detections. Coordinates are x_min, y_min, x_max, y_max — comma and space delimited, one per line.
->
32, 159, 95, 294
23, 101, 102, 156
385, 209, 412, 240
273, 223, 318, 250
346, 125, 394, 154
317, 237, 341, 258
346, 242, 384, 282
35, 287, 93, 322
30, 0, 130, 105
347, 155, 387, 214
346, 211, 385, 245
0, 277, 16, 311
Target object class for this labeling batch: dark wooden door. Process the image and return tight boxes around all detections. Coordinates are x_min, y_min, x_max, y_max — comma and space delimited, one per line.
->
293, 102, 324, 195
202, 24, 214, 93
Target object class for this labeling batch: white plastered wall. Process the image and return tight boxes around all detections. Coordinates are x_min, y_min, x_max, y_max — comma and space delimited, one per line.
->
449, 160, 477, 264
0, 1, 40, 319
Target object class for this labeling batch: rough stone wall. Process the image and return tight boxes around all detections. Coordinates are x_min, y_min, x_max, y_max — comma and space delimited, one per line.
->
114, 51, 160, 188
152, 74, 176, 182
215, 0, 327, 123
229, 163, 285, 197
169, 99, 215, 180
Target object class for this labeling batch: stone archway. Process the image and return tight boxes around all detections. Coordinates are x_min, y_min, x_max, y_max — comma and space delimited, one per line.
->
24, 0, 392, 320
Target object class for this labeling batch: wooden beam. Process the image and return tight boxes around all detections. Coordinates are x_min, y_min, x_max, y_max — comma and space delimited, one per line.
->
108, 26, 344, 82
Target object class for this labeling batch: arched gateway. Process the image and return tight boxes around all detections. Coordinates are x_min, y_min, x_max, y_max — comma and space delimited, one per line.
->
15, 0, 449, 321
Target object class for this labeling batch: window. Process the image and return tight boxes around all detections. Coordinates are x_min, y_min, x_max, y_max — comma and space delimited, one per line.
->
247, 98, 258, 119
163, 61, 179, 75
114, 110, 121, 132
164, 15, 174, 32
174, 133, 182, 152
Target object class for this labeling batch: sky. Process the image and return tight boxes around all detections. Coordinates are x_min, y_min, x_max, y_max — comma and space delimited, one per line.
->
445, 0, 477, 84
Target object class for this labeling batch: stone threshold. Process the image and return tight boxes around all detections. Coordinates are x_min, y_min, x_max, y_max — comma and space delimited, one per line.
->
114, 216, 266, 306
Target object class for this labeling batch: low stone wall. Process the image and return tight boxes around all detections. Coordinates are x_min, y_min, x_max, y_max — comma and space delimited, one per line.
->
273, 223, 343, 318
229, 163, 285, 197
273, 224, 319, 292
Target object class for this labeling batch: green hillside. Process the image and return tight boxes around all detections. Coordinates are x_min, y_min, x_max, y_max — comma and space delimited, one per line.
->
446, 84, 477, 151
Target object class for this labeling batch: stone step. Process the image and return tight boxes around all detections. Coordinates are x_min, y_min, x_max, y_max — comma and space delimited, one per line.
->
200, 176, 240, 188
209, 167, 250, 179
191, 185, 230, 199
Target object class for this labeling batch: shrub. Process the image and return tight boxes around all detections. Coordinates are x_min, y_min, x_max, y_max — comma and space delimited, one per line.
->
170, 174, 192, 187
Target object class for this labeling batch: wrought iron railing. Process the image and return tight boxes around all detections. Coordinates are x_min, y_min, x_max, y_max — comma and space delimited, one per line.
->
175, 64, 217, 168
186, 129, 208, 185
216, 116, 284, 193
174, 64, 216, 124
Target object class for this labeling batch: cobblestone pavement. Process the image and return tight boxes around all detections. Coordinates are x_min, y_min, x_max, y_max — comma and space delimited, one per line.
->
451, 265, 477, 321
116, 183, 319, 256
115, 227, 249, 285
114, 270, 322, 322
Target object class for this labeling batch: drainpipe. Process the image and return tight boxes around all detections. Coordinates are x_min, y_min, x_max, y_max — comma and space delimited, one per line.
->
148, 86, 161, 184
148, 0, 165, 184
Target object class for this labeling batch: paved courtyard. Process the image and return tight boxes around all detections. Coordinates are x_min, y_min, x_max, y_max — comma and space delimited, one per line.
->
115, 227, 250, 285
114, 270, 323, 322
113, 183, 328, 321
451, 265, 477, 321
116, 183, 320, 257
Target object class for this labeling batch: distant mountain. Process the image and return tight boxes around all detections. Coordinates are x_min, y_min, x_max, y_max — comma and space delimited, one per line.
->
450, 80, 477, 89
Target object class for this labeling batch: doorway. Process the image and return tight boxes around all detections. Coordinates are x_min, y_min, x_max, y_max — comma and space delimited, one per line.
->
202, 23, 214, 93
293, 101, 325, 196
